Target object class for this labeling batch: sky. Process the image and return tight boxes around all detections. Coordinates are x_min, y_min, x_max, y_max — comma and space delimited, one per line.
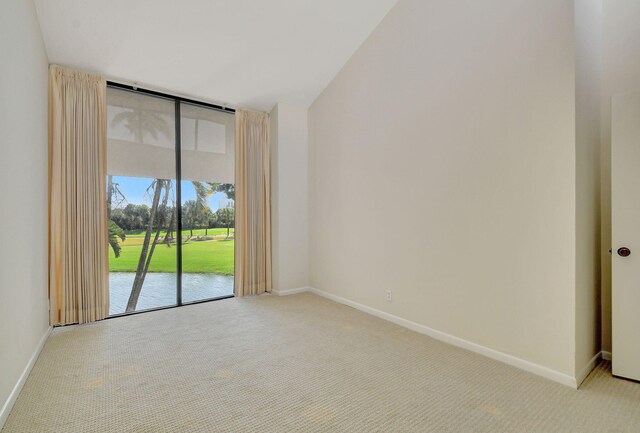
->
110, 176, 232, 211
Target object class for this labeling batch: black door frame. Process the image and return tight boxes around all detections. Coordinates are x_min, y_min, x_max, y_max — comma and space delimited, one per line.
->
106, 82, 235, 318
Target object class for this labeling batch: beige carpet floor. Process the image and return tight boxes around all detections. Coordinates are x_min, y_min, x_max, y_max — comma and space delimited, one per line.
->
3, 293, 640, 432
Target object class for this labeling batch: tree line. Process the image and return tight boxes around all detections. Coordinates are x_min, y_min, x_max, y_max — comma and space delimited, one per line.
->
110, 201, 234, 235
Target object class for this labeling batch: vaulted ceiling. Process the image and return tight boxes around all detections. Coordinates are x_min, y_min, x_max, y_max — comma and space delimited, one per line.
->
34, 0, 398, 111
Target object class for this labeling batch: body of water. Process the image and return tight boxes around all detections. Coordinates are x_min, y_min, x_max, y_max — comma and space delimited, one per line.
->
109, 272, 234, 315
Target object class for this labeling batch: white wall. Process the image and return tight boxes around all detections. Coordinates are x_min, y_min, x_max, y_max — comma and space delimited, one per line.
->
308, 0, 579, 377
574, 0, 602, 380
600, 0, 640, 354
0, 0, 50, 424
270, 103, 309, 292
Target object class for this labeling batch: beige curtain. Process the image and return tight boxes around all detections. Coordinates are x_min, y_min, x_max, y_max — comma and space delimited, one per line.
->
49, 65, 109, 325
234, 110, 272, 296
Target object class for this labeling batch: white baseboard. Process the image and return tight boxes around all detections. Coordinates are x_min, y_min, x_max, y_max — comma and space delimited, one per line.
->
602, 351, 612, 361
0, 326, 51, 429
308, 287, 579, 388
576, 351, 603, 388
272, 286, 312, 296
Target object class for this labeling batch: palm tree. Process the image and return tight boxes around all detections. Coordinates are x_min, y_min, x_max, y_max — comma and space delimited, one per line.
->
125, 179, 172, 312
108, 220, 126, 258
111, 107, 173, 145
107, 175, 127, 257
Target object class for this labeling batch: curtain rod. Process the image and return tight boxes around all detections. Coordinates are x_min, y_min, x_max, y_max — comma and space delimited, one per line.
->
106, 80, 236, 114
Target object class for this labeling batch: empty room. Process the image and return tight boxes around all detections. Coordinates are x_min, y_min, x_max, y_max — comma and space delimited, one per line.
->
1, 0, 640, 431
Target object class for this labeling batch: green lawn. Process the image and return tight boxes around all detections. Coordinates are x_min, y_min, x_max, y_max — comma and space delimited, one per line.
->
109, 238, 234, 275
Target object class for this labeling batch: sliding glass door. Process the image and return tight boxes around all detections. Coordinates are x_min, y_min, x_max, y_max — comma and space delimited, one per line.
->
106, 86, 235, 316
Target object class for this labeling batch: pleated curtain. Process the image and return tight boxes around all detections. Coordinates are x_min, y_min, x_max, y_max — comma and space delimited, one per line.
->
49, 65, 109, 325
234, 110, 272, 296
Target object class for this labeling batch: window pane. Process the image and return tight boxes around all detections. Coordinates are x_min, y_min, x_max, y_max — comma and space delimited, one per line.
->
180, 103, 235, 302
106, 88, 177, 314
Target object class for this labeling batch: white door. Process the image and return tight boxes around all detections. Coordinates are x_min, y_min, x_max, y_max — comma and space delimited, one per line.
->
611, 91, 640, 381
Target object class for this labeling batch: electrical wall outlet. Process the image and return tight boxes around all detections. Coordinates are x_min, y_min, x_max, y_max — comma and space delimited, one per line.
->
386, 290, 393, 301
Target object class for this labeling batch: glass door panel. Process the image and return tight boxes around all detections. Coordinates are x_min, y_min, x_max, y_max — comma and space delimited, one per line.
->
106, 88, 178, 314
180, 102, 235, 302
